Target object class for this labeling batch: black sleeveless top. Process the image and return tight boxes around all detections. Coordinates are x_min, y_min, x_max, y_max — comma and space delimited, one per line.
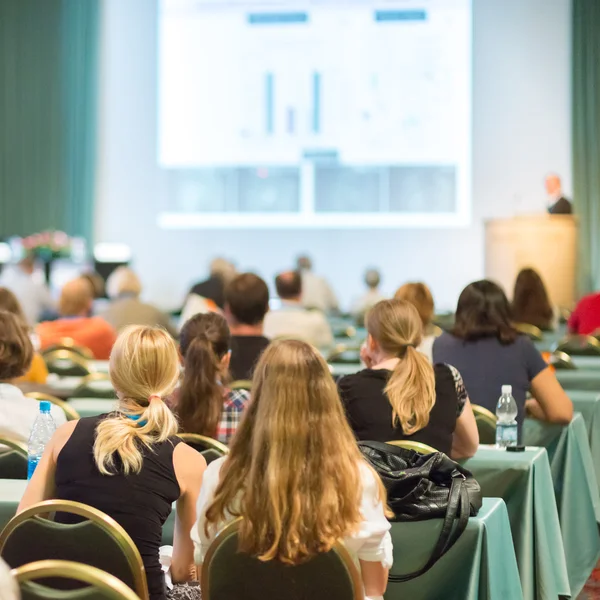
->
54, 415, 182, 600
338, 364, 467, 455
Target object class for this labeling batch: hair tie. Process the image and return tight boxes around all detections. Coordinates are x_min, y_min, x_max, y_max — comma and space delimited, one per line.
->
148, 394, 161, 404
397, 343, 416, 357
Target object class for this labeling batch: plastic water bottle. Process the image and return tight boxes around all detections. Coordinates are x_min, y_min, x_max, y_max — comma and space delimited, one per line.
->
495, 385, 518, 448
27, 402, 56, 479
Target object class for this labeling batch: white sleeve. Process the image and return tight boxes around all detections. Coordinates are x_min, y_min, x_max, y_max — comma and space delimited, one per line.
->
51, 405, 67, 427
313, 313, 334, 349
351, 463, 393, 568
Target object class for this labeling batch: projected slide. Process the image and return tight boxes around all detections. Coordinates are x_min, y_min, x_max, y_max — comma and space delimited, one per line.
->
158, 0, 471, 228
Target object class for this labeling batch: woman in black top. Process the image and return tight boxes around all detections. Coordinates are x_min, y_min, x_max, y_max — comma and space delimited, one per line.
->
338, 299, 479, 458
19, 325, 206, 600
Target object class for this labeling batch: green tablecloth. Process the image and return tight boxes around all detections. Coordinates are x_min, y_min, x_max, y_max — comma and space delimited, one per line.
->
462, 448, 570, 600
67, 398, 117, 419
557, 369, 600, 391
571, 356, 600, 370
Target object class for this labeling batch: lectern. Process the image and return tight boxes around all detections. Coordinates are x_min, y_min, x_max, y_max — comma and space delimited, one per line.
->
485, 215, 577, 308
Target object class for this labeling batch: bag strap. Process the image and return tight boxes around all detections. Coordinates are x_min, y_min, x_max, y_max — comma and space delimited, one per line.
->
359, 440, 418, 457
387, 475, 470, 583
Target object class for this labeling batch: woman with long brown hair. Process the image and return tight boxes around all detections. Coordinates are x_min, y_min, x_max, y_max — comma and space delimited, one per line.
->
512, 268, 556, 331
338, 299, 478, 458
174, 313, 250, 444
192, 339, 392, 599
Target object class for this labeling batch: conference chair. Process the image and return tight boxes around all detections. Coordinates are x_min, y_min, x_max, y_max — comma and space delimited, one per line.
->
230, 380, 252, 392
514, 323, 543, 342
41, 339, 94, 361
25, 392, 81, 421
386, 440, 438, 455
327, 344, 362, 364
12, 560, 140, 600
471, 404, 497, 445
43, 350, 94, 377
177, 434, 229, 465
332, 325, 357, 340
0, 500, 149, 600
554, 335, 600, 357
201, 518, 363, 600
548, 350, 576, 370
0, 436, 28, 480
71, 373, 115, 399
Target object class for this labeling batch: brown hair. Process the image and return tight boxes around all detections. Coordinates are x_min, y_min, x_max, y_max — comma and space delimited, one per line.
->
275, 271, 302, 299
512, 268, 553, 330
225, 273, 269, 326
394, 282, 434, 327
59, 278, 93, 317
204, 339, 387, 564
178, 313, 231, 436
0, 311, 33, 381
452, 280, 518, 344
366, 300, 436, 434
0, 288, 26, 322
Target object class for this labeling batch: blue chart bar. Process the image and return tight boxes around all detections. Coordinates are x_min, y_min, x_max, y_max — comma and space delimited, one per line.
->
248, 12, 308, 25
375, 10, 427, 22
312, 72, 321, 134
265, 73, 274, 135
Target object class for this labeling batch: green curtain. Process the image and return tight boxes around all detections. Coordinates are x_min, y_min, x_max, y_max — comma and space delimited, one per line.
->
573, 0, 600, 294
0, 0, 99, 242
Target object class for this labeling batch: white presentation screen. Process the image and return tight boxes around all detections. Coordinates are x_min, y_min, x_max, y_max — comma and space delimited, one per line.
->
158, 0, 472, 228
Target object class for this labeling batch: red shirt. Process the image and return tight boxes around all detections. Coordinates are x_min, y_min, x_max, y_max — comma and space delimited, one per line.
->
568, 293, 600, 335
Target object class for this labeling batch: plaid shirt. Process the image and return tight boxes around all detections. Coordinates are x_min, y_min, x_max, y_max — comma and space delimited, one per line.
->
216, 388, 251, 445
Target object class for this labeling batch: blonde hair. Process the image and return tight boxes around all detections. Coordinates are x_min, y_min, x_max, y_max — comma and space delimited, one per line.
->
204, 339, 387, 564
394, 282, 435, 328
106, 267, 142, 299
59, 278, 93, 317
366, 300, 436, 435
94, 325, 180, 475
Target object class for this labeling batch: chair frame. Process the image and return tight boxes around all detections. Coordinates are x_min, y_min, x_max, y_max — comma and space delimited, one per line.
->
549, 350, 576, 370
326, 343, 362, 363
43, 350, 95, 376
177, 433, 229, 456
201, 518, 363, 600
25, 392, 81, 421
12, 560, 140, 600
42, 338, 94, 360
514, 323, 543, 342
0, 499, 149, 600
386, 440, 438, 454
229, 380, 252, 392
553, 334, 600, 356
0, 436, 28, 457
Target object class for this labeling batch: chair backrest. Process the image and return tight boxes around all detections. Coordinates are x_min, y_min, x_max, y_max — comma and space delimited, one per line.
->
24, 393, 81, 421
514, 323, 543, 342
229, 380, 252, 392
327, 344, 361, 365
201, 519, 363, 600
332, 326, 357, 340
43, 350, 94, 377
471, 404, 497, 445
42, 339, 94, 360
177, 434, 229, 456
0, 437, 28, 479
12, 560, 140, 600
385, 440, 438, 454
554, 335, 600, 356
0, 500, 148, 600
71, 374, 115, 399
549, 350, 576, 370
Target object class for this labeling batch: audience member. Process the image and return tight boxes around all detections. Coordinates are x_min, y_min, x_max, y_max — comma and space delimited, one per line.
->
296, 255, 339, 313
0, 312, 65, 443
37, 278, 117, 359
0, 288, 48, 384
0, 255, 53, 325
568, 290, 600, 336
546, 173, 573, 215
351, 268, 385, 319
224, 273, 270, 381
101, 267, 176, 336
193, 339, 392, 600
19, 325, 205, 600
338, 300, 478, 458
174, 313, 250, 445
394, 282, 436, 361
433, 280, 573, 439
263, 271, 334, 349
512, 268, 556, 331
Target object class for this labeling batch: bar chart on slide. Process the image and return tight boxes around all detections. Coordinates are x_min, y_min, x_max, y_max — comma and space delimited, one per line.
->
158, 0, 472, 227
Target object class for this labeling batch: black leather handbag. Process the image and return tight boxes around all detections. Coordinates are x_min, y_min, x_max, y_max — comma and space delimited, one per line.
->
358, 441, 482, 582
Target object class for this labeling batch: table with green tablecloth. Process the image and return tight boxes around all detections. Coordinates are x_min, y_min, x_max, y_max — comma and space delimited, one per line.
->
462, 447, 570, 600
571, 356, 600, 369
557, 369, 600, 391
67, 398, 117, 419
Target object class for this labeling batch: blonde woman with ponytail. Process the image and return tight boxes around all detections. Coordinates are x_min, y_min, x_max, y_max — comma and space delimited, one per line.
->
19, 326, 206, 600
338, 299, 479, 458
193, 339, 393, 600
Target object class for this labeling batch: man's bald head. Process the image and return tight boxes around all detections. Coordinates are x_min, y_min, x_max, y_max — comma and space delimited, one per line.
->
59, 278, 93, 317
545, 174, 562, 196
275, 270, 302, 300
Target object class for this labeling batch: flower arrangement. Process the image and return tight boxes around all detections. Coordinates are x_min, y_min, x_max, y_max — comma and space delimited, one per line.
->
21, 231, 72, 261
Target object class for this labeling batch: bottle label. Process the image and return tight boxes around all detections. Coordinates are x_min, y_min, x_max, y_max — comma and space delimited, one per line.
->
496, 423, 518, 446
27, 456, 41, 480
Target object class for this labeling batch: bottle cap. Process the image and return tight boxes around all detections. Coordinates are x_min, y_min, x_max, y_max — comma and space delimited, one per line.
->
39, 401, 51, 413
501, 385, 512, 395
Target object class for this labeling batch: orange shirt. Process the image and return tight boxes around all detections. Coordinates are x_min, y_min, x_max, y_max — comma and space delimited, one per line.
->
17, 352, 49, 384
37, 317, 117, 360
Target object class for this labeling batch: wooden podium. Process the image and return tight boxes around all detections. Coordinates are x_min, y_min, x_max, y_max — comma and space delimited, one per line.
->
485, 215, 577, 308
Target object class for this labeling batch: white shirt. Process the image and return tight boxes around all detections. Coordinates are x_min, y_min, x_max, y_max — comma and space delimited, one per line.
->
0, 267, 53, 325
0, 384, 66, 444
192, 457, 393, 599
418, 334, 435, 363
300, 271, 339, 313
263, 302, 334, 349
351, 289, 386, 317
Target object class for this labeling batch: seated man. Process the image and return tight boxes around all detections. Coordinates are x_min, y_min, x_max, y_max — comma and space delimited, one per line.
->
37, 278, 117, 359
224, 273, 271, 381
263, 271, 334, 349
